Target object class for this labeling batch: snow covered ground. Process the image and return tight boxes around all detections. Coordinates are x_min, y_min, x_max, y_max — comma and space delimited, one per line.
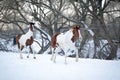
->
0, 51, 120, 80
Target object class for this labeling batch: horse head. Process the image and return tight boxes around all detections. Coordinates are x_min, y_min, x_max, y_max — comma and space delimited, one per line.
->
71, 25, 81, 42
73, 25, 80, 30
29, 22, 35, 32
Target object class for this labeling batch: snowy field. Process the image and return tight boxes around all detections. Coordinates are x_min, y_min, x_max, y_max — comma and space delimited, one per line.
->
0, 51, 120, 80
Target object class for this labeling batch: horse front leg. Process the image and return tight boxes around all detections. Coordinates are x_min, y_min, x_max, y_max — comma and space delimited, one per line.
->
65, 53, 67, 64
27, 50, 30, 58
50, 47, 54, 61
53, 52, 56, 63
64, 48, 67, 64
19, 49, 23, 59
19, 46, 24, 59
33, 51, 36, 59
52, 47, 57, 63
20, 52, 23, 59
30, 46, 36, 59
75, 48, 79, 62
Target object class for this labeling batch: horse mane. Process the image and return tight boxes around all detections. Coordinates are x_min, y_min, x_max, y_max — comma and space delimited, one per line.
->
71, 26, 80, 42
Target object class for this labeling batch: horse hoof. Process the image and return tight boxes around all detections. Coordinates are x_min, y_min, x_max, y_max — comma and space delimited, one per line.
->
27, 56, 29, 58
50, 57, 53, 61
34, 57, 36, 59
76, 59, 78, 62
65, 62, 67, 64
20, 57, 23, 59
53, 60, 56, 63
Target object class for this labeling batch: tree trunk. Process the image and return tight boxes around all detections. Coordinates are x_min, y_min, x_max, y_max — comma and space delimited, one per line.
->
98, 16, 117, 60
106, 43, 117, 60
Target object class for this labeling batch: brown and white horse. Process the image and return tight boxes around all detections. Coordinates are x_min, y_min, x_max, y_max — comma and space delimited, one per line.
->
16, 22, 35, 59
50, 26, 82, 64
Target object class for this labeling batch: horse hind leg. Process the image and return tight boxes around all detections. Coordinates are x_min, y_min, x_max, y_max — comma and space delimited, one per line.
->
27, 48, 30, 58
50, 47, 54, 61
20, 50, 23, 59
50, 47, 57, 63
50, 47, 55, 61
20, 46, 24, 59
17, 43, 23, 59
33, 51, 36, 59
63, 48, 68, 64
27, 54, 30, 58
27, 46, 36, 59
27, 50, 36, 59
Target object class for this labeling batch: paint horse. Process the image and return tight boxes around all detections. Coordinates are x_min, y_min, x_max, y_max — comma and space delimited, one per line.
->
16, 22, 36, 59
50, 26, 82, 64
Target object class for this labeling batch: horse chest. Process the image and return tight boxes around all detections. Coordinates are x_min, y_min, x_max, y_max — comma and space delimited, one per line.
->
19, 35, 33, 46
56, 33, 74, 47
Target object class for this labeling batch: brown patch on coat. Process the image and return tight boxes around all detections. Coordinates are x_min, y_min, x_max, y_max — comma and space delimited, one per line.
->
51, 32, 61, 48
26, 36, 34, 46
16, 23, 34, 51
16, 34, 22, 50
16, 35, 34, 51
71, 26, 80, 42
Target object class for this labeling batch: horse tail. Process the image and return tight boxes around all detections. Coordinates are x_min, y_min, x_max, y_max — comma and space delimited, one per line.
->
13, 36, 17, 45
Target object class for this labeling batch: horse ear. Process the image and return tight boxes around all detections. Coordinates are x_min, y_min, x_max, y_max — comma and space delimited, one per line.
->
29, 22, 35, 25
76, 25, 80, 29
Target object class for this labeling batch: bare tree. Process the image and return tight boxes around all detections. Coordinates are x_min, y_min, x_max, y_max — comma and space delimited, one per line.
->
0, 0, 120, 59
70, 0, 120, 59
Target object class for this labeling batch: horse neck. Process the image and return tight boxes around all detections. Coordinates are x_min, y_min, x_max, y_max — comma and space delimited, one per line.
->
78, 30, 82, 41
25, 27, 33, 37
65, 29, 72, 35
63, 29, 73, 39
78, 30, 81, 37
